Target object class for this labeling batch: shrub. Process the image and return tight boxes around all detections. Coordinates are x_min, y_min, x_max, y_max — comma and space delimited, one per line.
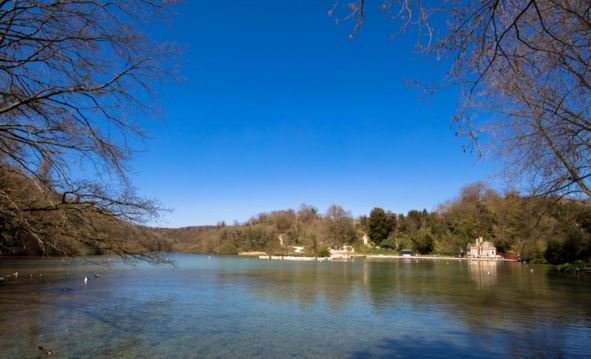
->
380, 238, 396, 250
317, 248, 330, 257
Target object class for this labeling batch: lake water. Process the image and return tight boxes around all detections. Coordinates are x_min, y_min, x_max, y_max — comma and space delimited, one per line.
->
0, 255, 590, 358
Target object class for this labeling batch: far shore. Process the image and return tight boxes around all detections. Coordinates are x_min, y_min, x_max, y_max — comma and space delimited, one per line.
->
0, 253, 520, 263
365, 254, 518, 262
247, 253, 519, 262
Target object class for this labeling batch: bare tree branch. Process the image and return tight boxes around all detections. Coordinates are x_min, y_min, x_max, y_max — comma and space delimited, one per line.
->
0, 0, 178, 262
332, 0, 591, 199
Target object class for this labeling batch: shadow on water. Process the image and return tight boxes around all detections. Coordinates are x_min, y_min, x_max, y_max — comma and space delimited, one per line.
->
351, 335, 489, 359
0, 269, 185, 358
349, 332, 577, 359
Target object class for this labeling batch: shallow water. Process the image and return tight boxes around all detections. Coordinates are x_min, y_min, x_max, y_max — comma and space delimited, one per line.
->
0, 255, 590, 358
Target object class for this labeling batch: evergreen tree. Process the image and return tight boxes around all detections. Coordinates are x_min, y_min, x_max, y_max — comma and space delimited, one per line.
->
368, 208, 396, 245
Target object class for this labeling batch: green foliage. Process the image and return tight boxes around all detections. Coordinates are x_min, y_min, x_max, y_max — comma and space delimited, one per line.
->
545, 230, 590, 265
380, 238, 396, 249
556, 260, 590, 273
317, 248, 330, 257
405, 210, 424, 233
217, 242, 238, 255
393, 233, 412, 252
411, 228, 434, 254
158, 183, 591, 266
358, 215, 369, 233
529, 257, 548, 265
368, 208, 397, 244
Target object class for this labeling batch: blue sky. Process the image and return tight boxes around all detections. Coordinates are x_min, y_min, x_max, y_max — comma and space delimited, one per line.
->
132, 1, 494, 227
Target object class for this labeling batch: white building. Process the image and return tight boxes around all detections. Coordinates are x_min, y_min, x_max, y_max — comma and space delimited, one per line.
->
467, 237, 497, 258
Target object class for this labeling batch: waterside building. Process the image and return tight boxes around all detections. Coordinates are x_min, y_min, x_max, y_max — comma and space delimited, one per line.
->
467, 237, 497, 258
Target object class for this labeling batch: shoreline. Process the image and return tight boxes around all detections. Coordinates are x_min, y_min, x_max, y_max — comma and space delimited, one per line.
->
257, 255, 330, 261
365, 254, 518, 262
253, 254, 518, 262
1, 253, 520, 263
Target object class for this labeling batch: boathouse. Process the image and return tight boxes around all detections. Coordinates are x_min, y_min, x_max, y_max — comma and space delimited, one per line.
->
400, 249, 413, 257
467, 237, 497, 258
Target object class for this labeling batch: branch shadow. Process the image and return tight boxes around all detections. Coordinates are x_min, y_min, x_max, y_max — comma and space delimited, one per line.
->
350, 335, 488, 359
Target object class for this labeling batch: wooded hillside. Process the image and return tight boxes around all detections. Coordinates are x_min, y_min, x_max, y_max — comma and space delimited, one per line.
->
160, 183, 591, 265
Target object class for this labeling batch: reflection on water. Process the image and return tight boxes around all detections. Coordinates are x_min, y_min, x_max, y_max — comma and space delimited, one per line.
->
0, 255, 590, 358
468, 260, 498, 288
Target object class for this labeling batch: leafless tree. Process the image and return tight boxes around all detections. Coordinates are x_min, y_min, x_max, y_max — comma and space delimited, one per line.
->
325, 204, 357, 245
331, 0, 591, 199
0, 0, 177, 261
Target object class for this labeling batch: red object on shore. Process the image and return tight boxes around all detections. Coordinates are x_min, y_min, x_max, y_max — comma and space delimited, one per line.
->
503, 252, 520, 261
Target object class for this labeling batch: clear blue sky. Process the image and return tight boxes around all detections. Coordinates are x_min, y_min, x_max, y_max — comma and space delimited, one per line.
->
132, 0, 494, 227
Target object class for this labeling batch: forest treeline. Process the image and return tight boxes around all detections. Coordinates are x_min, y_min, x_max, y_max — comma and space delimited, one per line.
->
2, 175, 589, 266
162, 183, 591, 265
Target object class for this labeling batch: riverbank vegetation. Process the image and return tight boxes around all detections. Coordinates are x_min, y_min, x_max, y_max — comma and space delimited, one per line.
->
1, 2, 589, 270
159, 183, 590, 266
4, 179, 587, 268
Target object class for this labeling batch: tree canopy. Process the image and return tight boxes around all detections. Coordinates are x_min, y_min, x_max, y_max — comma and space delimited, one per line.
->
164, 184, 591, 264
368, 207, 396, 245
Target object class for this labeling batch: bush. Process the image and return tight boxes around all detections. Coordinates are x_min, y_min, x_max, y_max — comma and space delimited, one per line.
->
411, 229, 434, 254
529, 257, 548, 265
545, 234, 581, 265
556, 260, 589, 273
380, 238, 396, 250
317, 248, 330, 257
217, 243, 238, 255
